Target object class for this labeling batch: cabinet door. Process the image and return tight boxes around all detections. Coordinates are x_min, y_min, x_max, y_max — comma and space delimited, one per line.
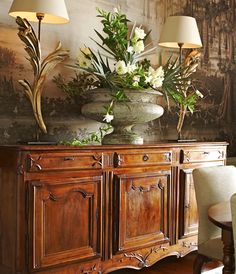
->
28, 176, 102, 270
179, 168, 198, 238
113, 169, 171, 253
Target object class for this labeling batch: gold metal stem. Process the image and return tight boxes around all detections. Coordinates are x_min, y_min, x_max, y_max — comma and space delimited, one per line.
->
36, 12, 45, 41
178, 42, 184, 65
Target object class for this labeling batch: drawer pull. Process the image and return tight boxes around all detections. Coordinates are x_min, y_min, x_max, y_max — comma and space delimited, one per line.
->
143, 154, 149, 161
203, 151, 210, 155
64, 156, 75, 161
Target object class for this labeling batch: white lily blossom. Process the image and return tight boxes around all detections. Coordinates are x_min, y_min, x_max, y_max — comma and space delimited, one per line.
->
126, 62, 137, 73
127, 46, 134, 53
80, 47, 92, 56
79, 58, 92, 68
77, 48, 92, 68
132, 75, 141, 87
144, 75, 152, 84
150, 77, 164, 89
133, 40, 144, 54
148, 66, 164, 88
115, 60, 128, 75
134, 27, 146, 40
103, 113, 114, 123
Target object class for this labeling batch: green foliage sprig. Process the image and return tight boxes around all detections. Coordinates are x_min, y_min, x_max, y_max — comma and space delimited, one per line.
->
59, 124, 112, 146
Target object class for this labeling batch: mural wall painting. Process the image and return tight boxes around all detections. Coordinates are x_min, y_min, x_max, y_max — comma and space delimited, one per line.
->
0, 0, 236, 155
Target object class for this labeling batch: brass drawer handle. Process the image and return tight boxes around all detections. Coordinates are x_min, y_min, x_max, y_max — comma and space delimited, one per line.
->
64, 156, 75, 161
143, 154, 149, 161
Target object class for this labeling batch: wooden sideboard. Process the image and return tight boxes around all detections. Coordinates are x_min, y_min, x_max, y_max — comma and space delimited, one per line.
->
0, 142, 227, 274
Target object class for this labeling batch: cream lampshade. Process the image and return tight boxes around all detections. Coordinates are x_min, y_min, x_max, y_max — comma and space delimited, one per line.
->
9, 0, 69, 40
8, 0, 69, 24
158, 15, 202, 49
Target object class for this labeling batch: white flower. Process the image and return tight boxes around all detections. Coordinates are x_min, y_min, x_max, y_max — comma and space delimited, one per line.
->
133, 75, 140, 82
148, 66, 164, 80
147, 66, 164, 88
134, 27, 146, 40
133, 40, 144, 54
113, 7, 119, 13
103, 113, 114, 123
126, 62, 137, 73
115, 60, 127, 75
80, 47, 91, 56
150, 78, 164, 89
145, 75, 152, 83
127, 46, 134, 53
77, 48, 92, 68
196, 90, 204, 98
78, 58, 92, 68
149, 66, 164, 78
132, 75, 140, 87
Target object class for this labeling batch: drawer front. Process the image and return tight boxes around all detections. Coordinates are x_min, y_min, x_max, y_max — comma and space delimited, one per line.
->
26, 152, 103, 172
113, 150, 172, 168
181, 148, 225, 164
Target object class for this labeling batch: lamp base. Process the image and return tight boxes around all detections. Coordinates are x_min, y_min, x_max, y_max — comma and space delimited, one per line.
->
177, 139, 197, 142
27, 141, 57, 145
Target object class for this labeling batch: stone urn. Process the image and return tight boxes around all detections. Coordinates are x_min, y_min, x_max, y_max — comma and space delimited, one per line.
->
81, 88, 164, 145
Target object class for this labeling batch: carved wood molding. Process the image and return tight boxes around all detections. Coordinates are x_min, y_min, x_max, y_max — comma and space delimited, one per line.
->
182, 241, 197, 249
27, 154, 42, 171
130, 178, 162, 193
183, 151, 191, 162
124, 245, 168, 267
17, 164, 24, 175
113, 152, 123, 168
92, 154, 103, 167
164, 152, 172, 162
80, 264, 98, 274
45, 188, 94, 202
218, 150, 224, 159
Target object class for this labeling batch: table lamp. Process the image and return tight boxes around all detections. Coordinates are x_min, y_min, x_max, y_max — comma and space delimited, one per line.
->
158, 15, 202, 63
158, 16, 202, 140
8, 0, 70, 138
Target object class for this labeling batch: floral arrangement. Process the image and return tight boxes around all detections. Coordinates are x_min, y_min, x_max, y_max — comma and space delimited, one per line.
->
56, 7, 203, 136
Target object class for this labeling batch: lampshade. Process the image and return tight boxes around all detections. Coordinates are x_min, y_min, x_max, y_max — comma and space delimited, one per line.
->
158, 16, 202, 49
8, 0, 69, 24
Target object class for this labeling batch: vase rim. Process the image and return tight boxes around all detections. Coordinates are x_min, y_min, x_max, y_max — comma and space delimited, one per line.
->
87, 87, 163, 96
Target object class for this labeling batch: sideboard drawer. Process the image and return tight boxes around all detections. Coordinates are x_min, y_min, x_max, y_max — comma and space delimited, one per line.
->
113, 150, 172, 168
180, 148, 225, 164
26, 152, 103, 172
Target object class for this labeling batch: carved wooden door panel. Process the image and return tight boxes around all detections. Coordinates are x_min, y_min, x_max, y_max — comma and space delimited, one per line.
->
27, 176, 102, 270
113, 169, 171, 254
179, 168, 198, 238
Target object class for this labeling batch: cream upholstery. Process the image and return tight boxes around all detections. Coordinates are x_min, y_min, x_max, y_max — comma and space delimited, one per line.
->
230, 192, 236, 274
192, 165, 236, 273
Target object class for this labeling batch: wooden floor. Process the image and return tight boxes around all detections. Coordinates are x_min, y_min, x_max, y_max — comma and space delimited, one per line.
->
113, 251, 223, 274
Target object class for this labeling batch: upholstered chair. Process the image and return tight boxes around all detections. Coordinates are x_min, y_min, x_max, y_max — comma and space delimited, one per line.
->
230, 192, 236, 274
192, 165, 236, 274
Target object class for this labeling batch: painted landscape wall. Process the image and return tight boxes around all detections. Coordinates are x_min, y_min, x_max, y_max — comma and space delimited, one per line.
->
0, 0, 236, 155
